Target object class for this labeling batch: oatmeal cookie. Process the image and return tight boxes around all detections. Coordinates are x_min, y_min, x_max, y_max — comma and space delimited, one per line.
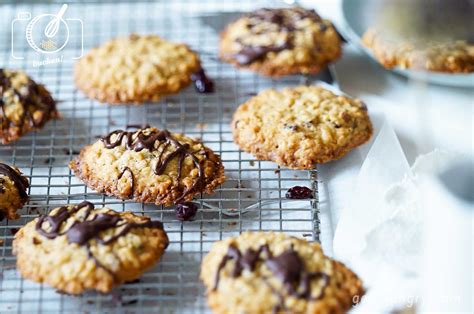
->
69, 126, 225, 205
200, 232, 364, 314
220, 7, 342, 77
362, 28, 474, 73
13, 201, 169, 294
0, 69, 58, 144
74, 34, 201, 104
232, 86, 373, 169
0, 163, 29, 220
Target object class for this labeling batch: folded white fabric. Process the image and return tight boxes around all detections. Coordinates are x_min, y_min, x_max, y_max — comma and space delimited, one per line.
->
329, 115, 471, 313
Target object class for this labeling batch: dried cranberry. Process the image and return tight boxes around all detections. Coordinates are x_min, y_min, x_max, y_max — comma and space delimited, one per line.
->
10, 228, 19, 235
175, 202, 198, 221
191, 69, 214, 93
285, 186, 313, 199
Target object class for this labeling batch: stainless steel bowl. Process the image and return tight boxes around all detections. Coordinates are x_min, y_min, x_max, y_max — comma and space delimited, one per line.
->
341, 0, 474, 87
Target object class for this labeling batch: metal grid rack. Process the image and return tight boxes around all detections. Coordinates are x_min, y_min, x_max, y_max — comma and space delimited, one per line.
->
0, 1, 323, 312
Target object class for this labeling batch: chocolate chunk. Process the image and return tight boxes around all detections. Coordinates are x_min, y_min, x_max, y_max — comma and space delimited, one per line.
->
213, 243, 329, 306
266, 248, 303, 286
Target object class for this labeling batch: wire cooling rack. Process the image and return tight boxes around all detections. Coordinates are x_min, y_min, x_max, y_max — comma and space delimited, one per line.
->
0, 1, 323, 312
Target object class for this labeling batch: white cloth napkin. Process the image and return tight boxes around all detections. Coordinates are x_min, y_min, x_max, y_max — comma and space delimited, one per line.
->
331, 119, 419, 313
318, 93, 472, 313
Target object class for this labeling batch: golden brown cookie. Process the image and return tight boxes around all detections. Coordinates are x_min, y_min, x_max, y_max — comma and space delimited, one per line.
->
13, 201, 169, 294
74, 34, 201, 104
0, 69, 58, 144
362, 28, 474, 73
232, 86, 373, 169
200, 232, 364, 314
0, 163, 29, 220
220, 7, 342, 77
69, 126, 225, 205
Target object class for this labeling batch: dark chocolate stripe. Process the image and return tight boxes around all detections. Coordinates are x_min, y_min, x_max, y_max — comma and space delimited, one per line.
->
232, 8, 323, 64
213, 243, 330, 309
35, 201, 165, 278
100, 128, 208, 203
35, 201, 164, 243
118, 166, 135, 198
36, 201, 94, 239
0, 163, 29, 200
0, 69, 56, 133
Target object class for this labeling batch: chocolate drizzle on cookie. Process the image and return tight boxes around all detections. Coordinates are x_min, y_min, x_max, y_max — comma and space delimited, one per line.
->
213, 243, 329, 309
233, 43, 291, 65
35, 201, 165, 276
232, 8, 323, 65
118, 167, 135, 199
36, 201, 94, 240
100, 128, 208, 203
214, 245, 269, 287
0, 163, 29, 200
0, 69, 57, 142
36, 201, 164, 242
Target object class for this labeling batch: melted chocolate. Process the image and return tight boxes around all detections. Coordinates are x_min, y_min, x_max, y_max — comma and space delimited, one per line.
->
118, 167, 135, 198
191, 68, 214, 93
36, 201, 164, 242
213, 245, 268, 288
101, 128, 208, 203
36, 201, 94, 239
66, 213, 121, 245
233, 43, 290, 65
266, 248, 303, 286
213, 243, 330, 309
232, 8, 322, 64
0, 163, 29, 201
35, 201, 165, 276
0, 69, 56, 135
